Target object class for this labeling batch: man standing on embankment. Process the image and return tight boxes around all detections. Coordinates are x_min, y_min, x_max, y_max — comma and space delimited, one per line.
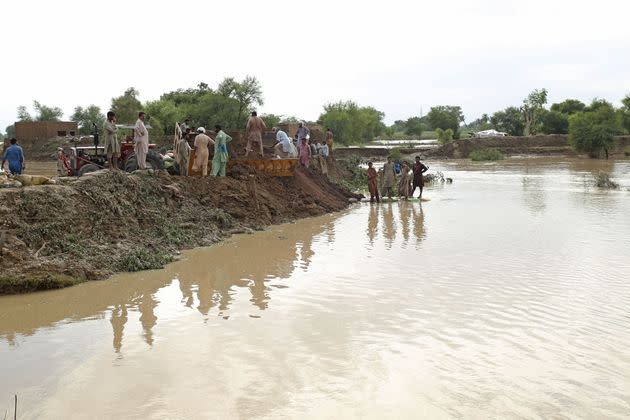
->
1, 138, 25, 175
211, 125, 232, 177
103, 111, 119, 171
134, 112, 149, 170
245, 111, 266, 158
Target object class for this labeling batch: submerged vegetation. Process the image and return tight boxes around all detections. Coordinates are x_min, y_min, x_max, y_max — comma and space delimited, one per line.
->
470, 148, 504, 161
593, 171, 620, 189
336, 155, 368, 192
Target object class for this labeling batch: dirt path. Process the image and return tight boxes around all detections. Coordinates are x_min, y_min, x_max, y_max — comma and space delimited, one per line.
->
0, 162, 358, 294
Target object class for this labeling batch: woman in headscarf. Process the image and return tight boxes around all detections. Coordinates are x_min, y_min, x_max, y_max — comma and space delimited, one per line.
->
298, 137, 311, 168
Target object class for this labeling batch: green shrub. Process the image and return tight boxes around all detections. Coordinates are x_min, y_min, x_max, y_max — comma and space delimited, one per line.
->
116, 248, 175, 272
436, 128, 454, 145
593, 171, 619, 189
470, 148, 504, 161
388, 147, 402, 161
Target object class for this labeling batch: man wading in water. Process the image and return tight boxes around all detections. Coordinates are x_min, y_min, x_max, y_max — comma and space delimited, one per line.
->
366, 161, 380, 203
381, 156, 396, 200
411, 156, 429, 198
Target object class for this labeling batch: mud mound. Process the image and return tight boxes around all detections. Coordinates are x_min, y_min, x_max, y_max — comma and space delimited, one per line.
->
0, 167, 355, 294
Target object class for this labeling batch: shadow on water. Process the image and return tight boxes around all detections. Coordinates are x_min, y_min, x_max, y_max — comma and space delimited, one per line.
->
0, 202, 427, 354
522, 176, 547, 214
369, 202, 426, 250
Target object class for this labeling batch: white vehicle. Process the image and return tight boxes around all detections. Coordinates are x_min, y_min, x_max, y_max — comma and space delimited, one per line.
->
474, 129, 508, 138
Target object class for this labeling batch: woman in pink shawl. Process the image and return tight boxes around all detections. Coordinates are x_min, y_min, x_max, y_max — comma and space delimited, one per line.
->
298, 138, 311, 167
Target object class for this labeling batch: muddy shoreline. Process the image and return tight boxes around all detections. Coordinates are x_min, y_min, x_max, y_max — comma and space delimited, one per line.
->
0, 161, 358, 294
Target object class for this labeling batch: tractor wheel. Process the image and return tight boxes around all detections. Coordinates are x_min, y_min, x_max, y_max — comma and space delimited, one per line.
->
124, 155, 138, 172
124, 151, 164, 172
168, 162, 181, 176
78, 163, 100, 177
146, 150, 165, 170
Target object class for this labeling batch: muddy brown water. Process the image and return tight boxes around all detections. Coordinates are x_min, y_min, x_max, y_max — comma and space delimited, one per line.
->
1, 157, 630, 419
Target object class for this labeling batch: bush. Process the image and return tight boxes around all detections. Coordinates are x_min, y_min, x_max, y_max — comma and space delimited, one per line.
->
436, 128, 454, 145
388, 147, 402, 161
116, 248, 175, 272
568, 101, 619, 158
593, 171, 619, 189
336, 155, 367, 192
470, 148, 504, 161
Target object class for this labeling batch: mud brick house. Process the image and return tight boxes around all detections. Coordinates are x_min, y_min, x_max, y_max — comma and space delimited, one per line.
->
15, 121, 78, 142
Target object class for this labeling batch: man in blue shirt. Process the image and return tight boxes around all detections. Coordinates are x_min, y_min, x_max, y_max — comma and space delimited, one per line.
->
2, 138, 25, 175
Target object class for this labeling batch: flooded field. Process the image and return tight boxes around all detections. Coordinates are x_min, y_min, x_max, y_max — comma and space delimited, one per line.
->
1, 157, 630, 419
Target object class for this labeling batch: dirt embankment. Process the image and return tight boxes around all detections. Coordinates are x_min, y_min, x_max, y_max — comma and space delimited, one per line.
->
0, 161, 358, 294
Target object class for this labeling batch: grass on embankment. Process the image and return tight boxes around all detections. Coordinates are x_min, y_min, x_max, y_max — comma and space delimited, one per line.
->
470, 148, 504, 161
0, 274, 82, 294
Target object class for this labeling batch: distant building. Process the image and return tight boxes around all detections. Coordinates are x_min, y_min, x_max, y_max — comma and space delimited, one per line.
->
15, 121, 78, 142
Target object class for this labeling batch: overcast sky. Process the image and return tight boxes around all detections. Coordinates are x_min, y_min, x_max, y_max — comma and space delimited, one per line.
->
2, 0, 629, 130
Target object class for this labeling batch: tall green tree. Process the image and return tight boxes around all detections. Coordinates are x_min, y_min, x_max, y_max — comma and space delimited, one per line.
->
17, 105, 33, 121
467, 114, 492, 131
550, 99, 585, 115
33, 101, 64, 121
217, 76, 264, 127
16, 101, 64, 121
404, 116, 424, 136
318, 100, 385, 145
426, 106, 464, 138
521, 88, 548, 135
71, 105, 105, 135
111, 87, 142, 123
5, 125, 15, 138
540, 109, 569, 134
490, 107, 524, 136
261, 113, 281, 128
620, 94, 630, 133
569, 99, 621, 158
144, 99, 185, 135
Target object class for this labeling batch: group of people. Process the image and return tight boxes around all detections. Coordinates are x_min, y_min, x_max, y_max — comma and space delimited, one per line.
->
102, 111, 150, 171
174, 112, 335, 177
366, 156, 429, 203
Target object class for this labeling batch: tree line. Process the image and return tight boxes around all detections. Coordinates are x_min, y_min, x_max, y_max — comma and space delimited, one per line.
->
4, 81, 630, 157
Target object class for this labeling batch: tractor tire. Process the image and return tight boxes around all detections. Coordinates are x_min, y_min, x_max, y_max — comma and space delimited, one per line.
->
146, 150, 165, 170
168, 162, 181, 176
124, 155, 138, 172
124, 151, 164, 172
78, 163, 100, 177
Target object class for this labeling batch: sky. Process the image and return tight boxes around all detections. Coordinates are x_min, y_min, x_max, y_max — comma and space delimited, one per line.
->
1, 0, 630, 130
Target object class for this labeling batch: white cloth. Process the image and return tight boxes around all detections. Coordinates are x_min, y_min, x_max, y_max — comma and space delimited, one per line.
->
276, 130, 292, 153
134, 118, 149, 148
320, 144, 329, 157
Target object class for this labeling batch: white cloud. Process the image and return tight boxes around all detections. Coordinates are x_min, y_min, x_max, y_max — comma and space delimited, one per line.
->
1, 0, 629, 129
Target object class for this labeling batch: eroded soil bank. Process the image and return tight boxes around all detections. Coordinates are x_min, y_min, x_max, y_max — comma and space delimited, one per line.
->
0, 161, 357, 294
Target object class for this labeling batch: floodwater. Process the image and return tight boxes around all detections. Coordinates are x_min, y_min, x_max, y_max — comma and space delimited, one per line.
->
1, 157, 630, 419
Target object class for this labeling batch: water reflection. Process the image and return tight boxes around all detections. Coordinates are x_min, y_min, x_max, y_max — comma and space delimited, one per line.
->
522, 176, 546, 214
366, 202, 426, 248
0, 217, 326, 354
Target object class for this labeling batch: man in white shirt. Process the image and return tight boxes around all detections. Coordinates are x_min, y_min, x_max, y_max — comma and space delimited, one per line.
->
320, 142, 330, 158
272, 127, 297, 158
134, 112, 149, 170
